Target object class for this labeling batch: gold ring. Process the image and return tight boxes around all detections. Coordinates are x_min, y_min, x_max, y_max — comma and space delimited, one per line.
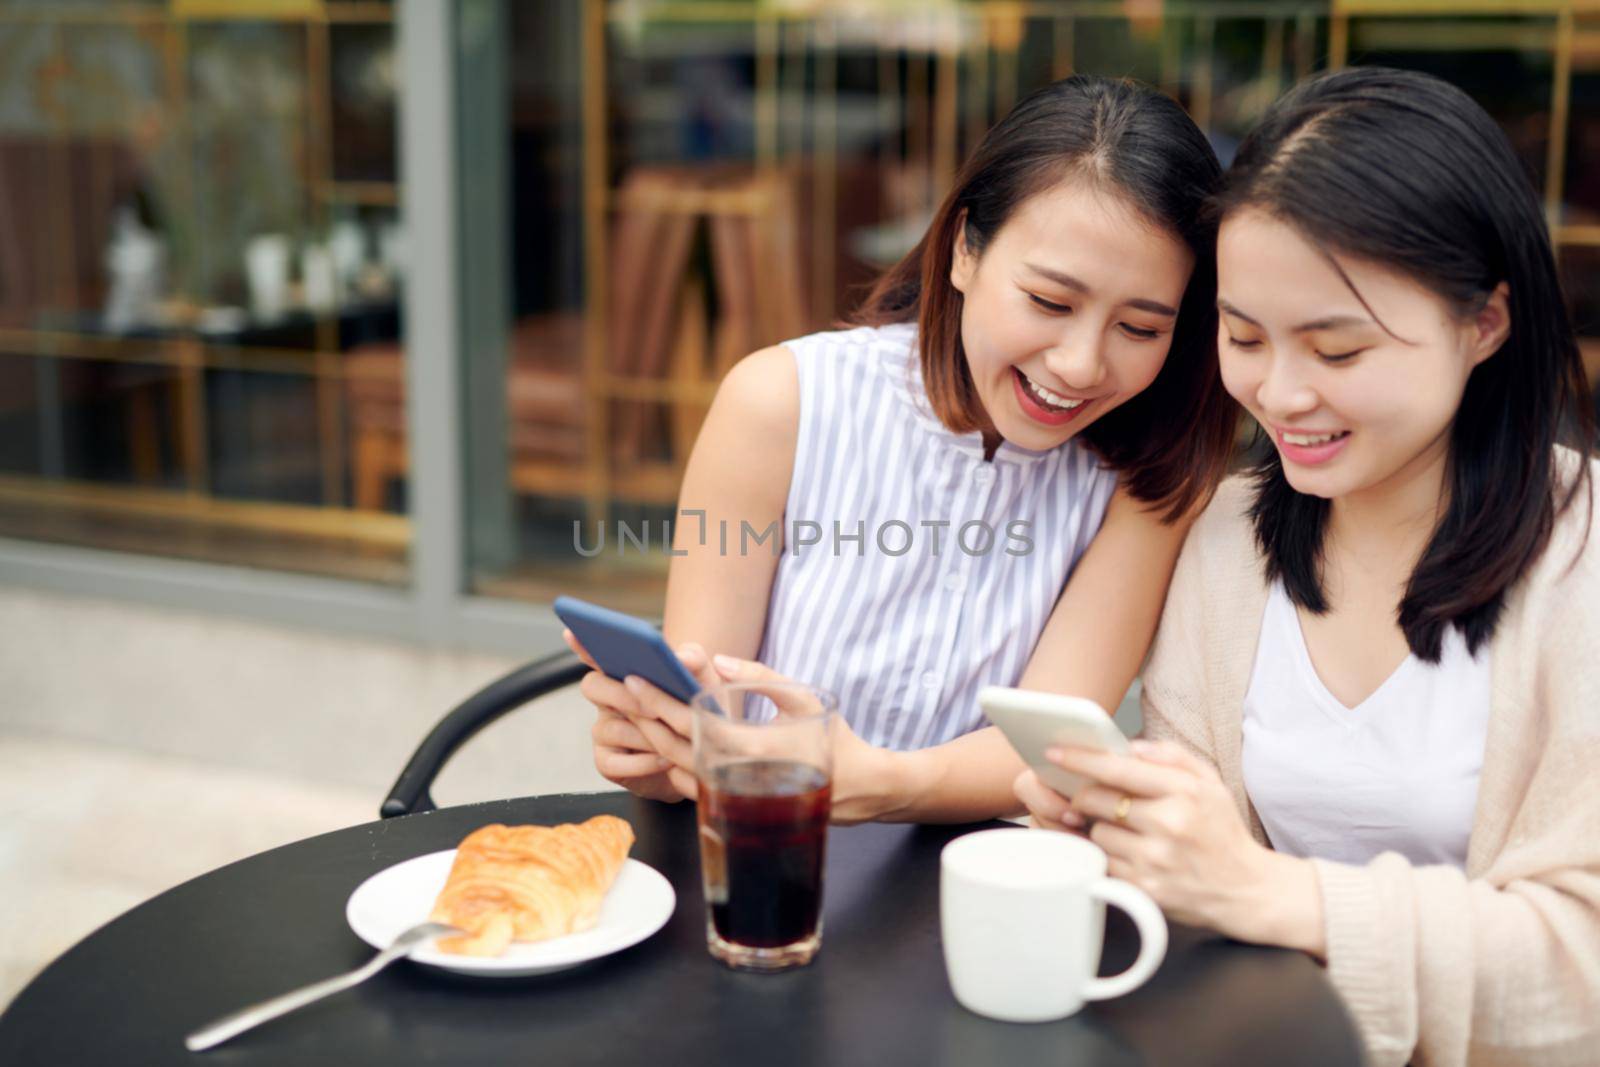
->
1113, 794, 1133, 823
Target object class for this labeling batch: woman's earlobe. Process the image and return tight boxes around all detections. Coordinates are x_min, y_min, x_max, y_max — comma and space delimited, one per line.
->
950, 229, 975, 293
1473, 281, 1512, 365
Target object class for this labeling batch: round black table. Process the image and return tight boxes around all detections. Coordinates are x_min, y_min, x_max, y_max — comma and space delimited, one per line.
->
0, 793, 1362, 1066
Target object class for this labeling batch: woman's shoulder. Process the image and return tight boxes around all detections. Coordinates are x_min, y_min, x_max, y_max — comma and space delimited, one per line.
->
1495, 450, 1600, 731
1183, 471, 1261, 567
784, 321, 918, 365
715, 322, 918, 437
1490, 450, 1600, 676
708, 344, 802, 452
1154, 471, 1267, 633
1525, 449, 1600, 601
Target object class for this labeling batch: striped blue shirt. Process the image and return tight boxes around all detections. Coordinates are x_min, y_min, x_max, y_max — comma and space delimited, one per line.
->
757, 322, 1118, 750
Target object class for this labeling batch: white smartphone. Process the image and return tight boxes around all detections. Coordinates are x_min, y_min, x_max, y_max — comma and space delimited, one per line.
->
979, 685, 1129, 799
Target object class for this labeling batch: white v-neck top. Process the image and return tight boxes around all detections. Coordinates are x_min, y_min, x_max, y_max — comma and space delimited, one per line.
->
1240, 579, 1491, 868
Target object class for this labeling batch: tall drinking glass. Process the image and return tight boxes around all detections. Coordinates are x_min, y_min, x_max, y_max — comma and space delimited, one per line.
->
691, 681, 836, 971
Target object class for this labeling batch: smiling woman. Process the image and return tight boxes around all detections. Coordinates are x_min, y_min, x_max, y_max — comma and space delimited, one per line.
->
856, 78, 1233, 520
1214, 224, 1507, 521
569, 75, 1239, 829
1016, 67, 1600, 1067
950, 182, 1190, 444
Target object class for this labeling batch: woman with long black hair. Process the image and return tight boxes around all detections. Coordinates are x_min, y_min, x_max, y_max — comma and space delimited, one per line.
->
1018, 67, 1600, 1064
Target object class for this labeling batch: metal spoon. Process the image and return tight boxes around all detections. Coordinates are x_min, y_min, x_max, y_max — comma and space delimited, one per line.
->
185, 920, 460, 1052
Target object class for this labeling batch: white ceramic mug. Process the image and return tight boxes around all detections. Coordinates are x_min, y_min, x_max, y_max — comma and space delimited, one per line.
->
941, 828, 1167, 1023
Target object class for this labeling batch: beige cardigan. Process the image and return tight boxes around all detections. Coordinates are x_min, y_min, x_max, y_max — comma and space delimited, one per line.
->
1138, 470, 1600, 1067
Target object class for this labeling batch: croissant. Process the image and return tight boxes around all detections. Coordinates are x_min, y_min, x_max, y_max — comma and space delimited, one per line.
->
430, 815, 635, 956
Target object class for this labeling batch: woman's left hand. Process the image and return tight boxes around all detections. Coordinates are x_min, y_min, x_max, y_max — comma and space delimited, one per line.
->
622, 656, 898, 826
1054, 739, 1325, 955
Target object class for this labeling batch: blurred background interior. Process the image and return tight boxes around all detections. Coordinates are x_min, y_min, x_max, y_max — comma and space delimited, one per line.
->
6, 0, 1600, 1005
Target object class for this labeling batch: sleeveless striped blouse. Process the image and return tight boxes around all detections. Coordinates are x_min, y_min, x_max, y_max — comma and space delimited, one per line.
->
756, 322, 1119, 750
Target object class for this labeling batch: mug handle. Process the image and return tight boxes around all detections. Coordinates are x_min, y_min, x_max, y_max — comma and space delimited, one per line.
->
1080, 877, 1168, 1002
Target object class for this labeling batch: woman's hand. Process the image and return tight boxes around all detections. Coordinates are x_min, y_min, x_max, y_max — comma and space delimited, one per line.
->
622, 653, 900, 825
566, 628, 707, 803
1012, 768, 1086, 834
1053, 739, 1326, 956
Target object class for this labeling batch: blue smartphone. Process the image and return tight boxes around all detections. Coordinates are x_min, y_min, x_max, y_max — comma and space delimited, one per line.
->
553, 596, 702, 705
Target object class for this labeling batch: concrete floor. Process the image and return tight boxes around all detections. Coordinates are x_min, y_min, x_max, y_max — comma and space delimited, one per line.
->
0, 586, 614, 1009
0, 730, 375, 1004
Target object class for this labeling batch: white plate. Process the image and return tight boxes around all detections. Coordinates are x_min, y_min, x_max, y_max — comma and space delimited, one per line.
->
346, 850, 676, 977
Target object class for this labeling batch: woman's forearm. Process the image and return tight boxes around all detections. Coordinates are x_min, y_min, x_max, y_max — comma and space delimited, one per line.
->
867, 726, 1027, 824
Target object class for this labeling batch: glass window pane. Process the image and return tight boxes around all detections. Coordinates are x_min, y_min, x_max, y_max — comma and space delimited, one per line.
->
462, 4, 1308, 610
0, 7, 407, 583
459, 3, 1588, 613
1345, 15, 1555, 191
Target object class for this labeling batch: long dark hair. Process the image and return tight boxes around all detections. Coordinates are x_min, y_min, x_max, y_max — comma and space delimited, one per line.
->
1215, 66, 1595, 661
853, 75, 1235, 522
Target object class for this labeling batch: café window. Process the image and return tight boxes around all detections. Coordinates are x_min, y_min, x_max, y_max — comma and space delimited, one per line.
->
0, 0, 406, 583
4, 0, 1599, 630
454, 1, 1325, 613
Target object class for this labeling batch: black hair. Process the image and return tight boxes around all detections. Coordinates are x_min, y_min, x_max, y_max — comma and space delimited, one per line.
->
855, 75, 1236, 522
1215, 66, 1595, 661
